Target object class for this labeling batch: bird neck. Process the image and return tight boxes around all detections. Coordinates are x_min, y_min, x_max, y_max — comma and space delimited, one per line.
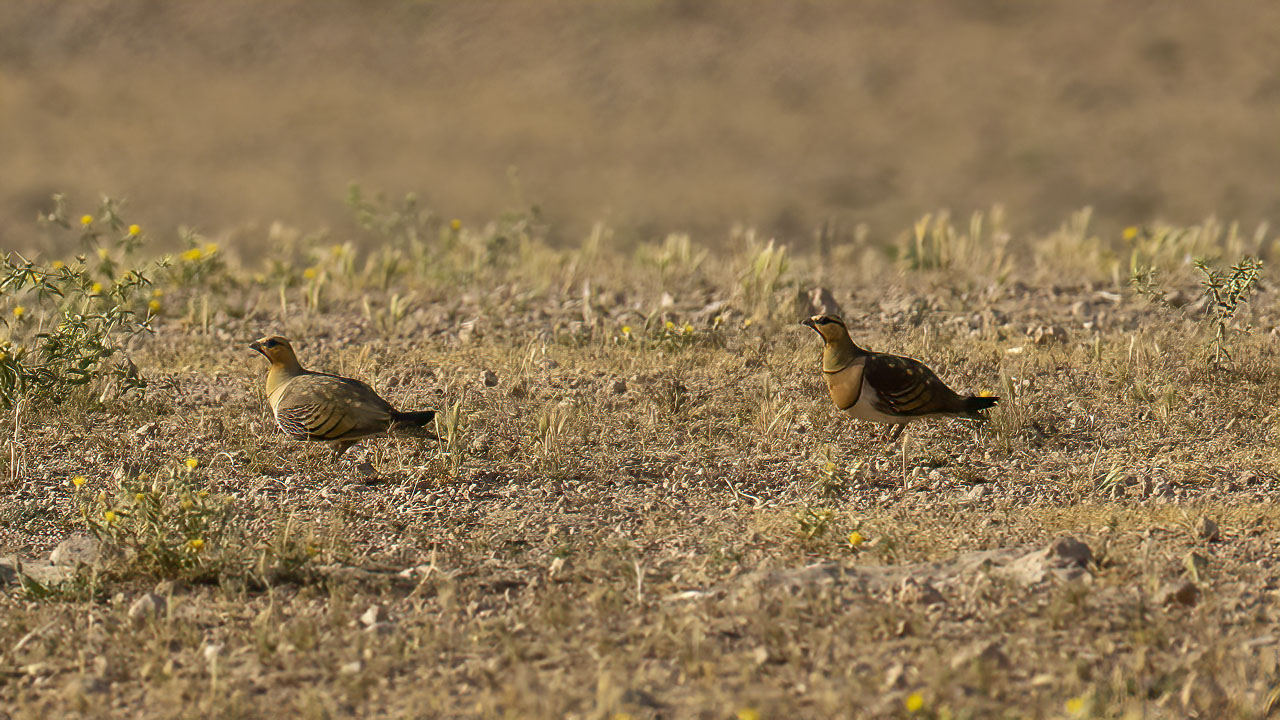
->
265, 356, 305, 397
822, 332, 866, 372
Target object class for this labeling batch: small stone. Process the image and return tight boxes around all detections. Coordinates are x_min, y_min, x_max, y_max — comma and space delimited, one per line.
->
354, 462, 377, 479
611, 378, 628, 395
1159, 580, 1199, 607
128, 594, 166, 623
153, 579, 187, 596
1028, 324, 1068, 345
202, 643, 223, 663
1197, 516, 1220, 542
339, 660, 363, 675
965, 484, 990, 500
360, 605, 389, 627
950, 640, 1011, 671
882, 662, 907, 690
1001, 536, 1093, 585
481, 370, 499, 387
1046, 536, 1093, 567
50, 534, 102, 568
804, 286, 842, 317
135, 422, 159, 437
897, 577, 945, 606
65, 674, 108, 695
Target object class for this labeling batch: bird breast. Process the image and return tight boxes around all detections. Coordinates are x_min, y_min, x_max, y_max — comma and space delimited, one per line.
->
823, 363, 864, 412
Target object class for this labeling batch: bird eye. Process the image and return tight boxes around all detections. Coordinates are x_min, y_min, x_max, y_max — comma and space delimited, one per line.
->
264, 339, 278, 348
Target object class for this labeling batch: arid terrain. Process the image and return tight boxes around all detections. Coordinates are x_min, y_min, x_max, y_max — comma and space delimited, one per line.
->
4, 2, 1280, 719
0, 199, 1278, 718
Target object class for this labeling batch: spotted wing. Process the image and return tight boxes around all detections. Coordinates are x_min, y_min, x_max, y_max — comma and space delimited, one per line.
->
273, 374, 395, 442
862, 352, 964, 417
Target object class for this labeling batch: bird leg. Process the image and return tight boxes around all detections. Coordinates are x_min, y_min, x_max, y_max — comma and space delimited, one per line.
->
329, 440, 357, 461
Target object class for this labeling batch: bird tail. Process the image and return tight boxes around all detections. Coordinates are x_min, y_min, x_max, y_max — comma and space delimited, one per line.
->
390, 409, 438, 438
962, 395, 999, 417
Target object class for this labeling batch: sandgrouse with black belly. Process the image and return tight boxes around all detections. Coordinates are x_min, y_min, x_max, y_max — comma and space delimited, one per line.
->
802, 314, 998, 442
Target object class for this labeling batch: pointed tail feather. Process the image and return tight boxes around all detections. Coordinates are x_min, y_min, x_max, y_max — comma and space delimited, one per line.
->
390, 409, 438, 438
962, 395, 999, 417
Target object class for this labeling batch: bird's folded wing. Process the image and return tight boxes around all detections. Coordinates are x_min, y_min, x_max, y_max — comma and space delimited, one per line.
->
863, 353, 961, 416
275, 375, 393, 441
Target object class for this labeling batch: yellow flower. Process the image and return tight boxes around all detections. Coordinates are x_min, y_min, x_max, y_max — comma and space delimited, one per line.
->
103, 510, 117, 524
302, 267, 318, 280
184, 457, 199, 470
90, 282, 103, 294
1122, 226, 1139, 241
71, 475, 86, 488
97, 248, 109, 260
450, 219, 462, 231
127, 224, 141, 236
80, 214, 93, 226
736, 709, 760, 720
51, 260, 64, 270
848, 531, 864, 547
202, 243, 219, 255
135, 493, 145, 503
665, 320, 675, 331
148, 299, 162, 313
12, 306, 24, 319
978, 389, 994, 397
1065, 696, 1086, 716
180, 248, 202, 262
683, 324, 694, 334
621, 325, 632, 335
186, 538, 204, 552
905, 692, 924, 713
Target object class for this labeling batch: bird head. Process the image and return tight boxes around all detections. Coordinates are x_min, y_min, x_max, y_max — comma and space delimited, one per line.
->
249, 336, 299, 367
801, 314, 848, 342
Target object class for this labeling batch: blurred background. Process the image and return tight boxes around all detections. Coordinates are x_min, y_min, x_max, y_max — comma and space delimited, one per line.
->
3, 0, 1279, 255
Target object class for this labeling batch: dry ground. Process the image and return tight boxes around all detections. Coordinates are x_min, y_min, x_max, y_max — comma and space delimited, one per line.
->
1, 203, 1280, 718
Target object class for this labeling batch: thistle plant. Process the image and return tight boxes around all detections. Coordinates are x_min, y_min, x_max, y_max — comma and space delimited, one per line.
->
1131, 254, 1263, 365
1195, 256, 1263, 365
0, 197, 159, 408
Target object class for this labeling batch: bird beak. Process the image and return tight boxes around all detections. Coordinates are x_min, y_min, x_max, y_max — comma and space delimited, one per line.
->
801, 318, 818, 331
249, 340, 264, 356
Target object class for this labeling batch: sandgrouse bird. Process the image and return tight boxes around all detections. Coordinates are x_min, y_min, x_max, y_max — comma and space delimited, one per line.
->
802, 314, 997, 442
250, 336, 436, 459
